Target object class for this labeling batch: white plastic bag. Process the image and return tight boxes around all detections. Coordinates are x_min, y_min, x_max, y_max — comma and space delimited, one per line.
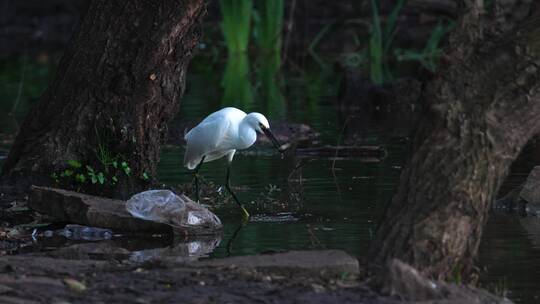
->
126, 190, 222, 230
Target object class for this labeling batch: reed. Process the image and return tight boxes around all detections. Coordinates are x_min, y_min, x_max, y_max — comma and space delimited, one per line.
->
395, 20, 453, 72
253, 0, 284, 64
369, 0, 407, 84
220, 0, 253, 54
253, 0, 285, 116
222, 53, 253, 109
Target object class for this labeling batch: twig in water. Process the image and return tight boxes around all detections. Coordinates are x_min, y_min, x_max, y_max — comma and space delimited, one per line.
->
226, 222, 245, 257
306, 224, 323, 248
331, 116, 353, 202
11, 56, 27, 115
282, 0, 297, 66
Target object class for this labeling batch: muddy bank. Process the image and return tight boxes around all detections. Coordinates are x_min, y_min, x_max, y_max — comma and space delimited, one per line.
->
0, 250, 383, 304
0, 249, 510, 304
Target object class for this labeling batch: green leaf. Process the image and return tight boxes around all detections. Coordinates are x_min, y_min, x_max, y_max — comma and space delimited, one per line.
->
91, 175, 97, 184
112, 161, 118, 169
97, 172, 105, 185
123, 164, 131, 176
75, 174, 86, 183
142, 172, 149, 180
112, 176, 118, 183
121, 162, 128, 168
61, 169, 74, 177
86, 165, 94, 173
67, 160, 82, 168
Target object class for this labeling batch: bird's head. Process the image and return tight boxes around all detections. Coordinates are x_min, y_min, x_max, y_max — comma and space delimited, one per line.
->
245, 112, 270, 134
245, 112, 284, 153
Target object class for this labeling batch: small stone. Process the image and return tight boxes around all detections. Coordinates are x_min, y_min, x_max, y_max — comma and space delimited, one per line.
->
149, 73, 157, 81
0, 284, 13, 294
520, 166, 540, 204
311, 283, 326, 293
63, 278, 87, 293
380, 259, 441, 301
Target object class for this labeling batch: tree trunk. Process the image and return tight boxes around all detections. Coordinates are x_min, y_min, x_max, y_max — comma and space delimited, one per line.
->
368, 1, 540, 280
2, 0, 205, 198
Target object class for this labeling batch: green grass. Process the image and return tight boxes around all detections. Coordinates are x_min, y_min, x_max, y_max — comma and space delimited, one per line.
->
369, 0, 406, 84
395, 19, 454, 72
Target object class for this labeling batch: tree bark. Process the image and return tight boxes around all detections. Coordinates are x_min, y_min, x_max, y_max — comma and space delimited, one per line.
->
2, 0, 205, 198
368, 1, 540, 280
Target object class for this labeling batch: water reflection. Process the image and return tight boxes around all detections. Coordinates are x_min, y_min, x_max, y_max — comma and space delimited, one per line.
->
256, 52, 284, 117
31, 231, 222, 262
222, 53, 253, 109
129, 235, 222, 263
158, 144, 402, 258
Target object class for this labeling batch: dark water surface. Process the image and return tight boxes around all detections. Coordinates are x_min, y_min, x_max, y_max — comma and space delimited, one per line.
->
1, 58, 540, 304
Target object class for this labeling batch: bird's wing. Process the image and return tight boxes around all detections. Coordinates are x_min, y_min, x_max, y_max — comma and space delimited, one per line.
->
184, 117, 233, 169
198, 116, 233, 149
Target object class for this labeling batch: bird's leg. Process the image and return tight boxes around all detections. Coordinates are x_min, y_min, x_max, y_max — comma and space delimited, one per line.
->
193, 156, 205, 203
225, 165, 250, 220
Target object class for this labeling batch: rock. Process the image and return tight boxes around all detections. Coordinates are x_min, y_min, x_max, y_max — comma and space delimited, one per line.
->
377, 259, 512, 304
520, 166, 540, 204
28, 186, 221, 235
63, 278, 87, 292
194, 250, 359, 276
380, 259, 442, 301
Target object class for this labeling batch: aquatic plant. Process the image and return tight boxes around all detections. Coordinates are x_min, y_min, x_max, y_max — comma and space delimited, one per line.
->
219, 0, 254, 108
308, 23, 334, 70
253, 0, 286, 117
254, 0, 285, 117
369, 0, 406, 84
219, 0, 253, 54
395, 20, 454, 72
221, 53, 253, 109
253, 0, 284, 65
219, 0, 286, 116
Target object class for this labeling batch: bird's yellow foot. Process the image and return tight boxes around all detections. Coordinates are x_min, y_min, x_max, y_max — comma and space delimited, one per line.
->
240, 206, 250, 222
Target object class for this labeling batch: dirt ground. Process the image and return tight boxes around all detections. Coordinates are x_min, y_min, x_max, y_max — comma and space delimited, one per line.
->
0, 254, 395, 304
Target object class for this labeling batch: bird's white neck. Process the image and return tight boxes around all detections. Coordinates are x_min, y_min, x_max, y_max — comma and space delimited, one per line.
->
237, 118, 258, 150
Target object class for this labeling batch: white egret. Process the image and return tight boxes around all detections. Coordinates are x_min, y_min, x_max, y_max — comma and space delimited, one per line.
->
184, 107, 284, 219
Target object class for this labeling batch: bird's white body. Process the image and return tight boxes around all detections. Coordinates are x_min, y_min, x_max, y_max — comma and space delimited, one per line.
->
184, 107, 270, 170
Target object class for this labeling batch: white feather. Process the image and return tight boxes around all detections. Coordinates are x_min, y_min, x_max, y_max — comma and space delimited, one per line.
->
184, 107, 265, 170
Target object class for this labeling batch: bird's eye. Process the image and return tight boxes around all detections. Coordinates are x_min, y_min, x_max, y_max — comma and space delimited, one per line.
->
258, 123, 265, 129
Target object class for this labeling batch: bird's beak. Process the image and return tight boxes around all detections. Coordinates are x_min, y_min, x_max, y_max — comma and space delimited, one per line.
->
261, 126, 284, 153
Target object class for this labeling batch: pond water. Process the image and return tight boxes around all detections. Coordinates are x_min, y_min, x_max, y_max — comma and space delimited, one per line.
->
1, 57, 540, 304
162, 82, 540, 303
